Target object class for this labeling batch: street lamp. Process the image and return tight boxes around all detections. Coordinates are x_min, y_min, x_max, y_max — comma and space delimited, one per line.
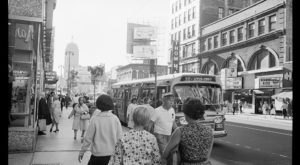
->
66, 51, 74, 95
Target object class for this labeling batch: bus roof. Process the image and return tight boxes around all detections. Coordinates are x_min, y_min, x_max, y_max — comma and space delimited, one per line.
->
112, 73, 217, 88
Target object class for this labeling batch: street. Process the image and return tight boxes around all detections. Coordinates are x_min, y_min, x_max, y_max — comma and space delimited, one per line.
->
211, 121, 292, 165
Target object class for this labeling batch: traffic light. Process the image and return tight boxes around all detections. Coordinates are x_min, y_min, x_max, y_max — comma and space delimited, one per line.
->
150, 59, 156, 74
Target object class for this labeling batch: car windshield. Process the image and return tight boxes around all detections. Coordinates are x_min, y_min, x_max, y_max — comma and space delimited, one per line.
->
174, 84, 222, 105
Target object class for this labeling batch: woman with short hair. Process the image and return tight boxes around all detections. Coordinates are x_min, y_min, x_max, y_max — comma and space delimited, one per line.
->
127, 97, 138, 129
162, 97, 214, 165
68, 97, 89, 140
108, 106, 161, 165
78, 94, 122, 165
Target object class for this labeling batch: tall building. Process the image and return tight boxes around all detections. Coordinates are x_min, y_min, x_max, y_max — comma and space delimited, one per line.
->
168, 0, 246, 74
64, 42, 79, 79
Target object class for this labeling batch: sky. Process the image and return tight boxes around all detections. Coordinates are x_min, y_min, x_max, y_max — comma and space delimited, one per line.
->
53, 0, 170, 75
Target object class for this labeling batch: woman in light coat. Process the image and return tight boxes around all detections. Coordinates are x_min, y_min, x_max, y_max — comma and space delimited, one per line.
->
68, 97, 89, 140
50, 95, 62, 132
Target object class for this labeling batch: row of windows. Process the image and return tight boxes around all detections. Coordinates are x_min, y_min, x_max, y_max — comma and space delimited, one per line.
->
171, 6, 196, 29
205, 14, 277, 51
171, 24, 196, 42
172, 0, 195, 14
182, 43, 196, 58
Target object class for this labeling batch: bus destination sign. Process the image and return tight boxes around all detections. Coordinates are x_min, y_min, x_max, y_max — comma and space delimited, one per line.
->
181, 76, 216, 82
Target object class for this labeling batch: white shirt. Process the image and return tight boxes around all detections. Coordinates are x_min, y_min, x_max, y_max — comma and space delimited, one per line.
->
151, 106, 175, 136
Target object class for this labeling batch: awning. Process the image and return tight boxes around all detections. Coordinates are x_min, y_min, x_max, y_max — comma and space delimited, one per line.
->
253, 90, 264, 94
271, 91, 292, 100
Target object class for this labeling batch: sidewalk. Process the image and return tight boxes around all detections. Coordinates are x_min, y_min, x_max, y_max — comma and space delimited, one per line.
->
9, 107, 227, 165
224, 112, 292, 131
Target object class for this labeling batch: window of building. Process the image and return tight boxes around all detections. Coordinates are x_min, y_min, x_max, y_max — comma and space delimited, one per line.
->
258, 19, 265, 35
174, 32, 177, 41
188, 9, 191, 21
269, 15, 276, 32
237, 27, 243, 41
184, 0, 187, 6
171, 19, 174, 29
218, 7, 224, 19
229, 30, 235, 44
175, 1, 178, 12
228, 9, 234, 15
178, 31, 181, 42
172, 4, 174, 14
187, 26, 191, 38
208, 38, 212, 50
184, 11, 186, 23
183, 28, 186, 40
175, 17, 178, 28
179, 14, 181, 26
202, 62, 218, 75
223, 57, 244, 72
171, 34, 173, 42
248, 23, 255, 38
221, 32, 227, 46
179, 0, 181, 9
192, 24, 195, 36
183, 46, 187, 58
192, 6, 196, 19
214, 35, 218, 48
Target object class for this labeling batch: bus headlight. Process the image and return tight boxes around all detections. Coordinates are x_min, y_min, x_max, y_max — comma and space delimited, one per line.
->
214, 116, 223, 123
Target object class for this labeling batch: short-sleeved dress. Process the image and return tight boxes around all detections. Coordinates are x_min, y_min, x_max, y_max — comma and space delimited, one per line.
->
51, 100, 62, 123
69, 104, 89, 131
179, 122, 213, 165
108, 129, 161, 165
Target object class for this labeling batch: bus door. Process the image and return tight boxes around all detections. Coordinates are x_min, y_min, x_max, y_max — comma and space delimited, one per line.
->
122, 89, 131, 124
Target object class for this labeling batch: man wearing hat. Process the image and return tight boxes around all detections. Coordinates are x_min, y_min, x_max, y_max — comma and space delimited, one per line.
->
149, 92, 177, 155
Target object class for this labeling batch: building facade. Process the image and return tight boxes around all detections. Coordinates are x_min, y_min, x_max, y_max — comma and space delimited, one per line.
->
8, 0, 57, 152
168, 0, 246, 74
199, 0, 292, 113
117, 64, 168, 82
64, 42, 79, 79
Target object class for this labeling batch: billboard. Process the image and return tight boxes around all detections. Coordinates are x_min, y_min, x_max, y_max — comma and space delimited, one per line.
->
133, 45, 157, 58
255, 77, 282, 88
134, 27, 157, 40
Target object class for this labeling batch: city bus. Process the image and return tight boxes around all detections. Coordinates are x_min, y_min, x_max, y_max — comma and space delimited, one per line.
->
111, 73, 227, 138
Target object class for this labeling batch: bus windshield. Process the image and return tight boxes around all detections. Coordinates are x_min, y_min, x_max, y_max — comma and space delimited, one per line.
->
174, 84, 222, 105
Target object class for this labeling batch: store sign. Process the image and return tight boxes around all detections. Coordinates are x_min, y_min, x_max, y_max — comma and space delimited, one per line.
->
258, 77, 282, 88
13, 70, 30, 77
225, 77, 243, 89
15, 23, 34, 50
134, 27, 157, 40
181, 76, 216, 82
45, 71, 57, 84
133, 45, 157, 58
8, 0, 43, 21
172, 41, 180, 73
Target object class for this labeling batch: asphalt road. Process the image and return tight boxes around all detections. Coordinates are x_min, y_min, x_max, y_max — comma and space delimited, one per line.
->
211, 121, 292, 165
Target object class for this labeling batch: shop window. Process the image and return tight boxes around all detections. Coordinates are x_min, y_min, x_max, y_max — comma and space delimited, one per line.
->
248, 49, 277, 70
214, 35, 218, 48
258, 19, 265, 35
269, 15, 276, 32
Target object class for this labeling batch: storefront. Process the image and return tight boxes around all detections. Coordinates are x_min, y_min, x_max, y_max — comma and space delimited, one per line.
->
8, 0, 44, 152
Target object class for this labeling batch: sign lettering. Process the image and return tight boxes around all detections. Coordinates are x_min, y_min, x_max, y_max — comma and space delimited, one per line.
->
259, 77, 281, 88
181, 76, 216, 82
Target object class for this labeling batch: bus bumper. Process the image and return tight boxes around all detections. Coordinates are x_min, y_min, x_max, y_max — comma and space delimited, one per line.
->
213, 130, 227, 138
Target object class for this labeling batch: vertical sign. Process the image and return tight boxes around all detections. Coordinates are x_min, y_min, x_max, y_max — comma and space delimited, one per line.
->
172, 41, 180, 73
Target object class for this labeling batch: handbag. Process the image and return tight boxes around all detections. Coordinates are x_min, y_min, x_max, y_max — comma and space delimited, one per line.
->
38, 119, 47, 131
167, 145, 181, 165
80, 113, 90, 120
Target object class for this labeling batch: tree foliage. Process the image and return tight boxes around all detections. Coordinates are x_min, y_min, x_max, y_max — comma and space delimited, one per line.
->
88, 65, 104, 83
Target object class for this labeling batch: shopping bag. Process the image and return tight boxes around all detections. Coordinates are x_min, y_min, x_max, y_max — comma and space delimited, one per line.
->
38, 119, 47, 131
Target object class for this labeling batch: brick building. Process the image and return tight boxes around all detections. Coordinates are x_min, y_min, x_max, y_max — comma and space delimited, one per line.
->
199, 0, 292, 113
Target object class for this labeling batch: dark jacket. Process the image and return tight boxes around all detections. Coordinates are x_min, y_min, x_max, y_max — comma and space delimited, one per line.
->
38, 98, 52, 125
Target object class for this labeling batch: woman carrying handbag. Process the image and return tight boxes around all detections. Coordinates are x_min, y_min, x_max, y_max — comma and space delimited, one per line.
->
68, 97, 89, 141
162, 97, 214, 165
